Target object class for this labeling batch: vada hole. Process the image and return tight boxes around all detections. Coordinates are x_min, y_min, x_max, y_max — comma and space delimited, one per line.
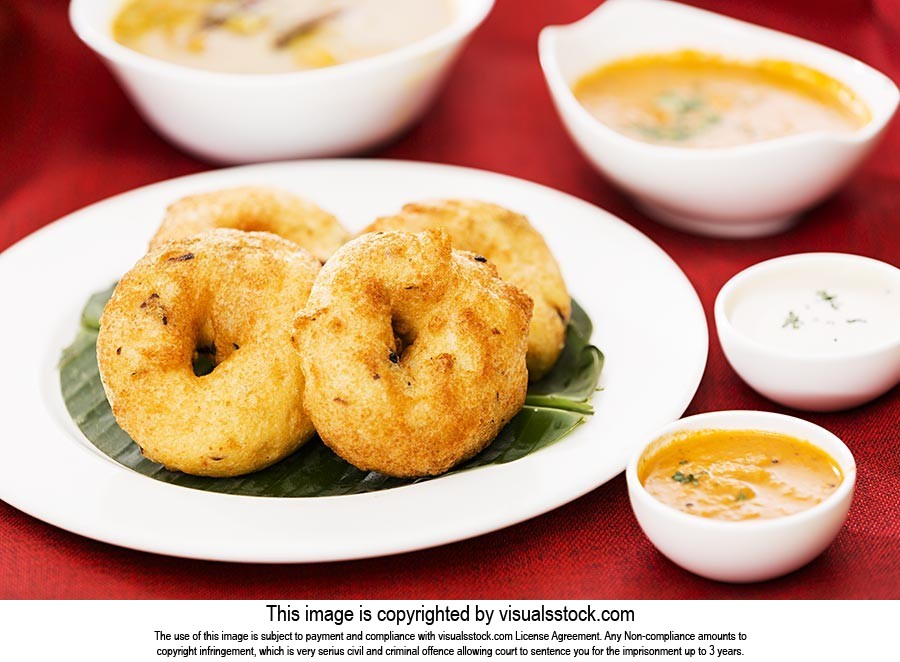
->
390, 316, 417, 361
192, 343, 217, 377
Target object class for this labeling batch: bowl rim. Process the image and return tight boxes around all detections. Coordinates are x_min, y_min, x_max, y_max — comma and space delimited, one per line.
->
625, 410, 856, 532
537, 0, 900, 160
69, 0, 495, 84
714, 252, 900, 363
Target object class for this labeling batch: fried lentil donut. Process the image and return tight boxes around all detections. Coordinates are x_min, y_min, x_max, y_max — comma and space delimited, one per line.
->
361, 200, 570, 381
292, 229, 533, 477
150, 186, 349, 262
97, 229, 321, 477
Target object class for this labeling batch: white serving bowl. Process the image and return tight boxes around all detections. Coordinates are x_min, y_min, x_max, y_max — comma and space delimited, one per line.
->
715, 253, 900, 411
538, 0, 899, 238
626, 410, 856, 583
70, 0, 493, 163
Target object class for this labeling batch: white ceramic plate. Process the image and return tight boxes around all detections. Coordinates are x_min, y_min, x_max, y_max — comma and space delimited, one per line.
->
0, 160, 707, 563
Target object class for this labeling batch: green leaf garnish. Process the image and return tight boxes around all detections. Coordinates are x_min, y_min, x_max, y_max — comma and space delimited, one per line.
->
782, 311, 801, 329
673, 471, 700, 486
631, 92, 722, 142
655, 91, 705, 115
817, 290, 839, 309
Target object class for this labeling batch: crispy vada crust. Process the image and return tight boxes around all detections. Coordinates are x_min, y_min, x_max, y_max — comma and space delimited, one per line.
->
362, 200, 571, 381
150, 186, 350, 263
97, 229, 321, 477
293, 229, 533, 478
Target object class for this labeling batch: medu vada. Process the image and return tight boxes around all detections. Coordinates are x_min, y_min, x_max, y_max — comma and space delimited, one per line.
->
292, 229, 533, 478
97, 229, 321, 477
361, 200, 571, 381
150, 186, 350, 263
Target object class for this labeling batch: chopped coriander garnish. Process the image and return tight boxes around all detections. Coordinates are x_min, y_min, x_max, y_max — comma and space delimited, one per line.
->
782, 311, 801, 329
655, 91, 704, 115
679, 459, 689, 465
630, 91, 721, 142
735, 491, 749, 502
673, 471, 700, 485
817, 290, 839, 309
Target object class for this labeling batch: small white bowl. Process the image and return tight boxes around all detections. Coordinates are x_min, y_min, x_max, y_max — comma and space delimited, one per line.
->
716, 253, 900, 411
626, 410, 856, 583
538, 0, 899, 238
70, 0, 493, 164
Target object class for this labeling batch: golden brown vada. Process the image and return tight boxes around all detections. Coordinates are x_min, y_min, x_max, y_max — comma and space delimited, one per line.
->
150, 186, 349, 262
362, 200, 570, 381
97, 229, 321, 477
292, 229, 533, 477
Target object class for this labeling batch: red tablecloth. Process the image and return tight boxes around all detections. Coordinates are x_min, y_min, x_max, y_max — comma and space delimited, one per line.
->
1, 0, 897, 600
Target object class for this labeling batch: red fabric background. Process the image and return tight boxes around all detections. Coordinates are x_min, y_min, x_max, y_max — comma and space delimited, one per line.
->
0, 0, 897, 599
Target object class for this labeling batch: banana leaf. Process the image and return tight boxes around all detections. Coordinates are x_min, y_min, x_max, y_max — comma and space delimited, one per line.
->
59, 288, 603, 497
524, 300, 604, 413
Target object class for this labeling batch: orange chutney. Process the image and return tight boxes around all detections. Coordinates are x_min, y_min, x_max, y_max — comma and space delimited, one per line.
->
638, 429, 843, 521
573, 50, 870, 147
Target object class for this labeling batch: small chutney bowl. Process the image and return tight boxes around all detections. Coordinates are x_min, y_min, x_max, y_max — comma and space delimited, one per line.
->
626, 410, 856, 583
538, 0, 899, 238
70, 0, 494, 164
715, 253, 900, 412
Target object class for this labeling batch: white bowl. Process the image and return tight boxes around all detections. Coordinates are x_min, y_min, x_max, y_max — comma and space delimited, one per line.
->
538, 0, 899, 238
70, 0, 493, 164
626, 410, 856, 583
715, 253, 900, 411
